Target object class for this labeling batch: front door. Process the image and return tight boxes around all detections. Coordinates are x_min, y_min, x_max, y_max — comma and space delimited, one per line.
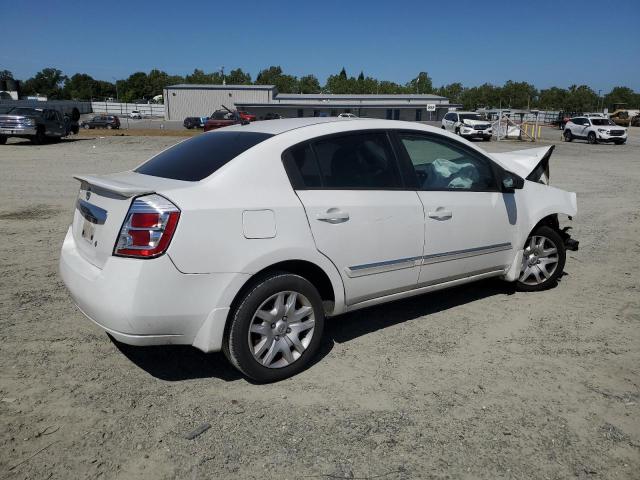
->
393, 131, 515, 286
284, 132, 425, 305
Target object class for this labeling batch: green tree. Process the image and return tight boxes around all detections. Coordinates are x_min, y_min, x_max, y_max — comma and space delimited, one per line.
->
185, 68, 221, 84
406, 72, 433, 94
63, 73, 115, 100
298, 74, 321, 94
21, 68, 67, 99
256, 66, 297, 93
226, 68, 251, 85
537, 87, 568, 110
565, 85, 599, 111
501, 80, 538, 109
604, 86, 639, 110
0, 70, 13, 81
435, 83, 464, 104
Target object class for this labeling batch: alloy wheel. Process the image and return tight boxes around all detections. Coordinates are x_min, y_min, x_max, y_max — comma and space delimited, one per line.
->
519, 235, 559, 286
248, 291, 315, 369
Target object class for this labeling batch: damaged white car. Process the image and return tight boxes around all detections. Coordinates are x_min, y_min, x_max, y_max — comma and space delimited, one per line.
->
60, 118, 578, 382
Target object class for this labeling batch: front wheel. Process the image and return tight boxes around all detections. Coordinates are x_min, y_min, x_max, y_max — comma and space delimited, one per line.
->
0, 135, 6, 145
587, 132, 597, 144
563, 129, 573, 142
516, 226, 566, 291
223, 273, 325, 382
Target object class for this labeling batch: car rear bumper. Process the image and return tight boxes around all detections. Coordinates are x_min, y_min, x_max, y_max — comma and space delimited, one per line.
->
59, 227, 248, 352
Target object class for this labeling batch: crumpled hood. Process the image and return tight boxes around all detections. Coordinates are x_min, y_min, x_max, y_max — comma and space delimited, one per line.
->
491, 145, 554, 184
461, 119, 491, 126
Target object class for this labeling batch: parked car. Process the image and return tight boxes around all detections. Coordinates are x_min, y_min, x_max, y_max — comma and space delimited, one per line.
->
563, 116, 627, 144
81, 115, 120, 130
0, 107, 72, 144
238, 111, 256, 122
582, 112, 606, 118
441, 111, 492, 141
263, 112, 283, 120
183, 116, 207, 129
204, 110, 248, 132
338, 113, 358, 118
129, 111, 143, 119
60, 118, 578, 382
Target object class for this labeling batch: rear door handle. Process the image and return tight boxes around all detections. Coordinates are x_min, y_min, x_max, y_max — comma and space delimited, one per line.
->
428, 209, 452, 220
316, 208, 350, 224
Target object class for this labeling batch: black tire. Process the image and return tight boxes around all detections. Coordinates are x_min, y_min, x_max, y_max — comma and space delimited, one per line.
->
615, 140, 626, 145
563, 129, 572, 142
223, 272, 325, 382
516, 225, 566, 292
587, 132, 597, 144
30, 127, 46, 145
483, 136, 491, 141
0, 135, 6, 145
441, 125, 446, 130
455, 127, 460, 135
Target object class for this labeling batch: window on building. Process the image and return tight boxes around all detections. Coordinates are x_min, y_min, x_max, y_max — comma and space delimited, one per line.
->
393, 109, 400, 120
415, 109, 422, 121
386, 109, 393, 120
297, 109, 304, 118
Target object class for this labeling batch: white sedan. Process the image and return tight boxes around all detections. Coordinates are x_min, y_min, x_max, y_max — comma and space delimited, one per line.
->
60, 118, 578, 382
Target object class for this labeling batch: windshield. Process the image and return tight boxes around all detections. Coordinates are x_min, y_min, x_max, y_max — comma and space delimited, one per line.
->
5, 107, 41, 116
459, 114, 483, 121
591, 119, 615, 126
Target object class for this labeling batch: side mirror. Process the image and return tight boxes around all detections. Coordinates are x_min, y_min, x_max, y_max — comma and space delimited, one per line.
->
501, 171, 525, 193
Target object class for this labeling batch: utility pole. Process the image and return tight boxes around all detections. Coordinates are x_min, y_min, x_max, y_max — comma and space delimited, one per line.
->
221, 66, 225, 85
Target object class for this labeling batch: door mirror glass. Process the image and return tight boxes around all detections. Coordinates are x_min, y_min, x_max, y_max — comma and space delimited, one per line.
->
501, 171, 524, 192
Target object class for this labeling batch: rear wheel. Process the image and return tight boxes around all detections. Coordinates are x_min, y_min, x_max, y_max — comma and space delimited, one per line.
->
516, 226, 566, 291
587, 132, 597, 144
563, 129, 573, 142
224, 273, 325, 382
0, 135, 6, 145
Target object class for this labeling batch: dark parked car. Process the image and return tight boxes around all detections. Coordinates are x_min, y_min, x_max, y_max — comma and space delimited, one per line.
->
183, 116, 207, 129
263, 112, 283, 120
81, 115, 120, 130
0, 107, 76, 144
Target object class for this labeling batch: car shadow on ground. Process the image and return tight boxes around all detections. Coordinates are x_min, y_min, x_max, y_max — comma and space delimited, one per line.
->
112, 278, 515, 383
5, 137, 93, 146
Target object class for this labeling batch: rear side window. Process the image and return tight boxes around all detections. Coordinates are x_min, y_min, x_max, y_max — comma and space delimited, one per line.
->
313, 132, 402, 189
282, 143, 322, 188
136, 131, 273, 181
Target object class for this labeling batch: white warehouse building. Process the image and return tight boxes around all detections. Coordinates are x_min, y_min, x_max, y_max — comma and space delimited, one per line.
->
163, 84, 455, 122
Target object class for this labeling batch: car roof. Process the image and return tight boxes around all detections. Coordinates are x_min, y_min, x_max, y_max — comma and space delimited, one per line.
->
220, 117, 355, 135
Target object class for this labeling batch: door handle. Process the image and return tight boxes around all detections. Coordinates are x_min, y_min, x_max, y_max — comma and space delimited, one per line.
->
316, 208, 350, 224
428, 209, 452, 220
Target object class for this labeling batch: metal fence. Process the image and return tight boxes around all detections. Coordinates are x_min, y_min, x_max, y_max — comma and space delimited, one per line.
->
90, 102, 165, 117
0, 99, 92, 116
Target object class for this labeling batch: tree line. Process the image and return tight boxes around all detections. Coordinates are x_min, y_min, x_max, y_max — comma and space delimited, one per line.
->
1, 67, 638, 112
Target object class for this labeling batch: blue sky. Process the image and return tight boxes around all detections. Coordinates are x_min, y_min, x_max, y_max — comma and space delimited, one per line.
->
2, 0, 639, 91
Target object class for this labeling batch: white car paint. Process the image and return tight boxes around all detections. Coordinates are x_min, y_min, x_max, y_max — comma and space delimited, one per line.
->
564, 116, 627, 144
60, 118, 577, 356
441, 111, 493, 140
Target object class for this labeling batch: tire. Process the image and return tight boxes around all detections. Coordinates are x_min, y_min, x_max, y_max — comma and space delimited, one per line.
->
441, 126, 446, 130
455, 127, 461, 136
223, 272, 325, 382
0, 135, 6, 145
483, 136, 491, 142
615, 140, 626, 145
30, 127, 46, 145
587, 132, 597, 144
516, 225, 566, 292
563, 129, 572, 142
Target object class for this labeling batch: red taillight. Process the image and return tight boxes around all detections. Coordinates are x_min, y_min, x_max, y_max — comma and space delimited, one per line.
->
114, 194, 180, 258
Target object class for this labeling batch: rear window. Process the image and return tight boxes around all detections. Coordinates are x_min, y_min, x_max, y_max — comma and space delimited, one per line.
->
135, 131, 273, 181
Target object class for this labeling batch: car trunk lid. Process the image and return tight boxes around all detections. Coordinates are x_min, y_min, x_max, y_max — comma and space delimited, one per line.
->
71, 172, 189, 269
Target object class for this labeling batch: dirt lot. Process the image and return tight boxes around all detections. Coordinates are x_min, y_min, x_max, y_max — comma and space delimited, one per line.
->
1, 130, 639, 480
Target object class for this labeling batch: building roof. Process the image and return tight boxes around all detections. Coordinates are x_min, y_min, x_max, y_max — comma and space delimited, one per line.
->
165, 84, 276, 90
275, 93, 447, 101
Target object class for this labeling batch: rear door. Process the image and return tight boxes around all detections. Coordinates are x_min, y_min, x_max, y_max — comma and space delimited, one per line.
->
392, 131, 515, 285
284, 131, 425, 305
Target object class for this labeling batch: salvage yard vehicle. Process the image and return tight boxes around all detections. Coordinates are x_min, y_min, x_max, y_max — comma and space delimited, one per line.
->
441, 111, 492, 141
129, 111, 142, 119
0, 107, 74, 144
60, 118, 578, 382
81, 115, 121, 130
183, 116, 207, 129
203, 109, 247, 131
563, 116, 627, 144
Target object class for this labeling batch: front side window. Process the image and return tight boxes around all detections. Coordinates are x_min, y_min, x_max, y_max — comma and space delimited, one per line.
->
397, 133, 497, 191
311, 132, 402, 189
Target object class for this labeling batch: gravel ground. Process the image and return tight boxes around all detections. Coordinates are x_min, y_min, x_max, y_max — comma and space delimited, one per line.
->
0, 129, 639, 480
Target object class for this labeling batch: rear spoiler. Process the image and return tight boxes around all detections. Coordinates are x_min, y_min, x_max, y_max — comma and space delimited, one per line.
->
73, 174, 154, 198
